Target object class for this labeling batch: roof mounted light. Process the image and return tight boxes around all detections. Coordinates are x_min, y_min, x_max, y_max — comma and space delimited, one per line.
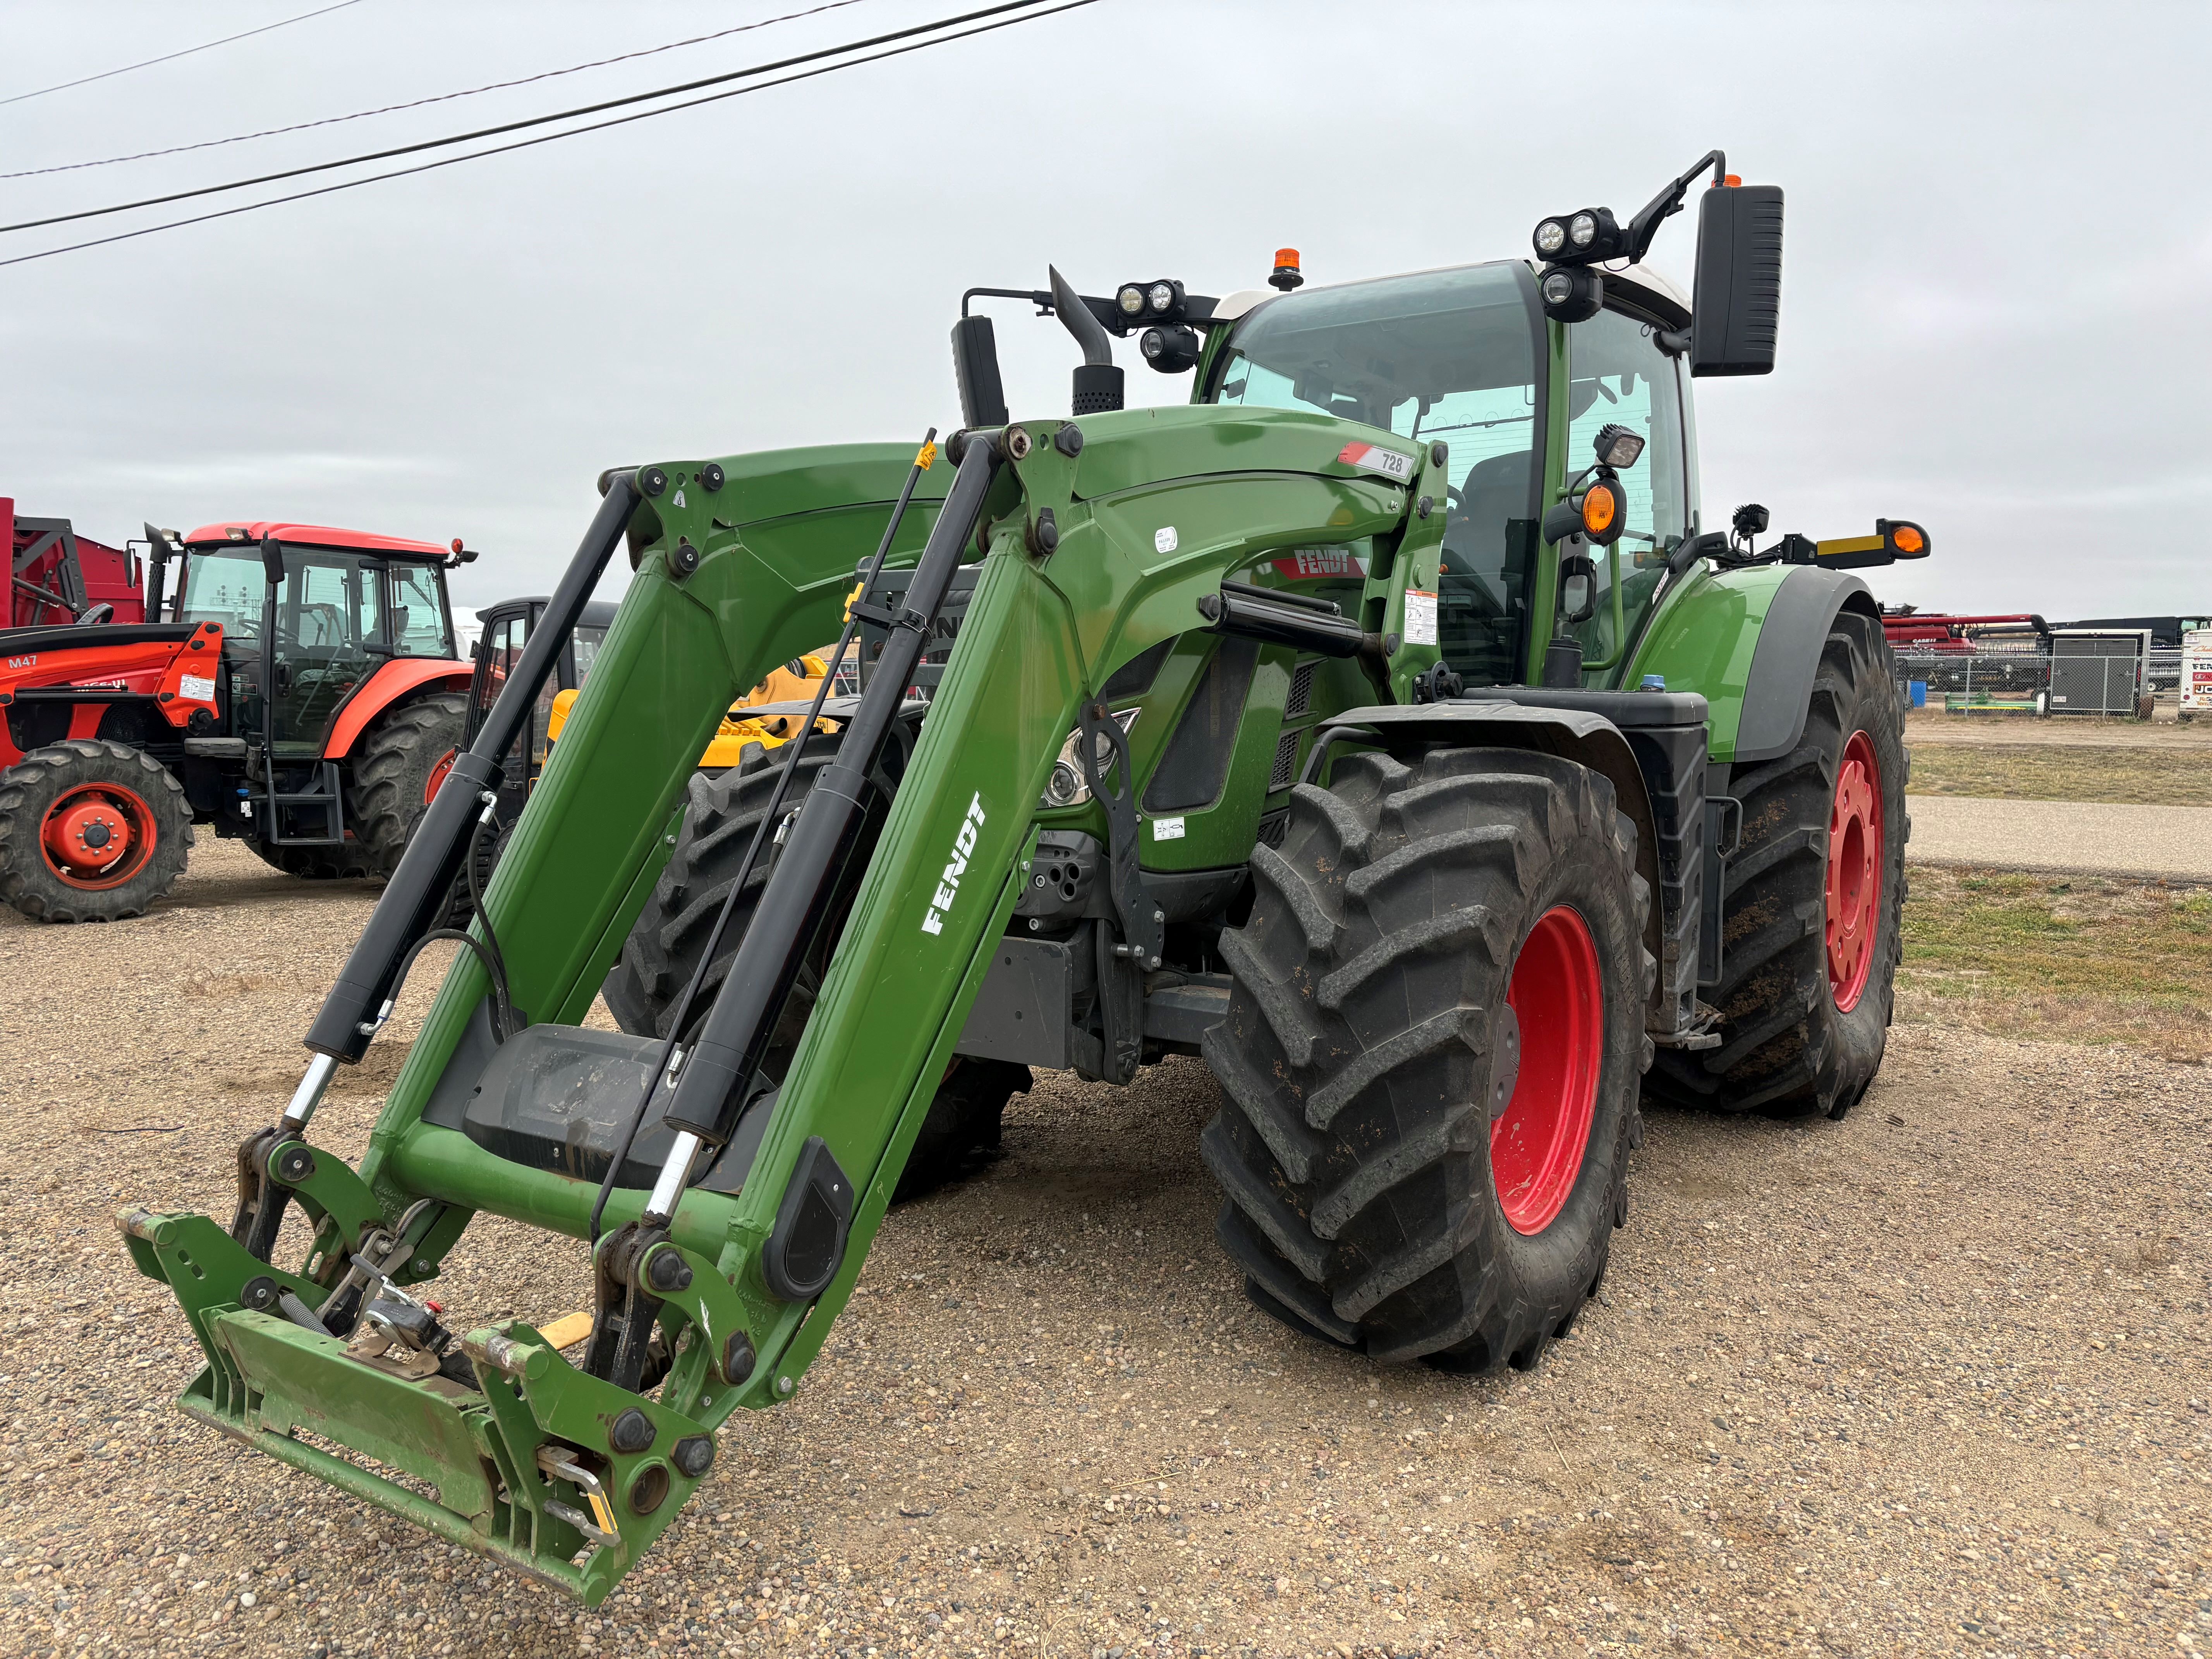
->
1269, 248, 1303, 292
1534, 219, 1567, 257
1116, 284, 1146, 316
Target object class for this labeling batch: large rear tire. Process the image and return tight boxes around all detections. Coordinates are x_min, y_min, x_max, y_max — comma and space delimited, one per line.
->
0, 739, 193, 922
353, 691, 469, 878
603, 737, 1026, 1202
1202, 747, 1652, 1372
1645, 609, 1908, 1120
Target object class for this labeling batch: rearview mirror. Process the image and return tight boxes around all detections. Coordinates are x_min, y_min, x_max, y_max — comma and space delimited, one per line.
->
950, 314, 1009, 429
1690, 183, 1784, 378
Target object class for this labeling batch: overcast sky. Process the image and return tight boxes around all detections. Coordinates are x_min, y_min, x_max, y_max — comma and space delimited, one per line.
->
3, 0, 2207, 623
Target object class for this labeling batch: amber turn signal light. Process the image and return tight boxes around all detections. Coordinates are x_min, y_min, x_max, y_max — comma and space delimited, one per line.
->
1582, 482, 1620, 536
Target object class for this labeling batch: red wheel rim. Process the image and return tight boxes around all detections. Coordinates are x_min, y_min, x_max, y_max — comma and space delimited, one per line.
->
424, 748, 458, 806
1492, 905, 1603, 1237
39, 781, 157, 890
1826, 730, 1884, 1012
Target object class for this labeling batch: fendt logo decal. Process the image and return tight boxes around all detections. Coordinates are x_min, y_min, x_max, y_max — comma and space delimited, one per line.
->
920, 792, 988, 937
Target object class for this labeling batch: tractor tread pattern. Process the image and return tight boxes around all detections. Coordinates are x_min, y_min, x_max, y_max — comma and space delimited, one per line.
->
1644, 609, 1908, 1120
1202, 746, 1652, 1374
352, 692, 469, 879
0, 739, 193, 922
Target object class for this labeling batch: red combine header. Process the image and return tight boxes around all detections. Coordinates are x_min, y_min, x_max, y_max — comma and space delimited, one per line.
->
1880, 609, 2049, 654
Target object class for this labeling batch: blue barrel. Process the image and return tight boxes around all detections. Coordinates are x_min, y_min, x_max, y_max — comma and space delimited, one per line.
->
1908, 680, 1928, 708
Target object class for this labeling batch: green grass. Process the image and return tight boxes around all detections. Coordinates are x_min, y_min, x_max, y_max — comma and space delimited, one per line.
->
1899, 866, 2212, 1061
1906, 744, 2212, 806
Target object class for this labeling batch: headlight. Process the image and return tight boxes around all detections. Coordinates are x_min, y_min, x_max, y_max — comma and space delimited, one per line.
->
1148, 282, 1175, 313
1037, 709, 1139, 810
1534, 218, 1567, 256
1569, 211, 1597, 247
1593, 421, 1645, 469
1541, 270, 1576, 306
1117, 285, 1146, 316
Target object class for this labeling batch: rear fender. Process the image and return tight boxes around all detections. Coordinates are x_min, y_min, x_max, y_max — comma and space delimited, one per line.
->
1628, 563, 1877, 764
323, 659, 474, 759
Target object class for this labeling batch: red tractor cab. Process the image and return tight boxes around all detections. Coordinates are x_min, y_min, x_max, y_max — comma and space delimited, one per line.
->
0, 516, 477, 921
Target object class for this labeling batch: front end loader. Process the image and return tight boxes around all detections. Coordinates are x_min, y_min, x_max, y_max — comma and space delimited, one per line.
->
121, 150, 1933, 1604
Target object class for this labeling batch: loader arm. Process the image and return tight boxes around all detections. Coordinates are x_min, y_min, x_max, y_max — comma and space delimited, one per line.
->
119, 407, 1440, 1604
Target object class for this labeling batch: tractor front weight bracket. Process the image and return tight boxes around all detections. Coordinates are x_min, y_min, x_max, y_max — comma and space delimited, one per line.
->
117, 1204, 716, 1604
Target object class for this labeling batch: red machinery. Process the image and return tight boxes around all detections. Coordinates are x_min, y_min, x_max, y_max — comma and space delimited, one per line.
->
7, 496, 147, 627
1880, 609, 2048, 654
1, 512, 478, 922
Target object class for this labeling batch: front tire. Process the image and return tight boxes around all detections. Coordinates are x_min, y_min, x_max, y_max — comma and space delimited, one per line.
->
1645, 609, 1907, 1120
0, 740, 193, 922
603, 737, 1026, 1202
1202, 746, 1652, 1372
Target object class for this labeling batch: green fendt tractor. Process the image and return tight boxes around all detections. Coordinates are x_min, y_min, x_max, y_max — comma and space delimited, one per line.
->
119, 151, 1929, 1603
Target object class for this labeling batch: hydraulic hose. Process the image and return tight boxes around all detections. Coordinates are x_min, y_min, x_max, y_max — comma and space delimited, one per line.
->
303, 472, 640, 1063
587, 431, 941, 1242
650, 430, 1001, 1172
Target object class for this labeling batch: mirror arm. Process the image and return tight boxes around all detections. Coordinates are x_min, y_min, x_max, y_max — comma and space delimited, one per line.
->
1625, 148, 1727, 265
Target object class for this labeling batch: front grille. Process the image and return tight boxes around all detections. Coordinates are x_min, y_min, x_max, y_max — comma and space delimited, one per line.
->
1269, 727, 1301, 791
1286, 659, 1317, 718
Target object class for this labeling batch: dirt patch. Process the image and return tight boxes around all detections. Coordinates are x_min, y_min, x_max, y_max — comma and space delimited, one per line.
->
1905, 709, 2212, 750
1907, 742, 2212, 807
1899, 865, 2212, 1062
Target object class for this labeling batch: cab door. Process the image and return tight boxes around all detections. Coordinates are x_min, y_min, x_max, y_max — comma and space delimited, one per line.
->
1562, 305, 1695, 683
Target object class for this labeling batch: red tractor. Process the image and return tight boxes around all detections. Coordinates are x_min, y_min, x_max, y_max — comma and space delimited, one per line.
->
0, 510, 477, 922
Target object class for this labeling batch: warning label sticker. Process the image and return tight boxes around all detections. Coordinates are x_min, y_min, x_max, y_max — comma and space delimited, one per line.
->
1152, 815, 1186, 842
179, 673, 216, 702
1403, 589, 1437, 646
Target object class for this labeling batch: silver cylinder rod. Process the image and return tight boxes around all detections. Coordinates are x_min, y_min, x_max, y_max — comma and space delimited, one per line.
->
280, 1051, 339, 1132
644, 1132, 702, 1224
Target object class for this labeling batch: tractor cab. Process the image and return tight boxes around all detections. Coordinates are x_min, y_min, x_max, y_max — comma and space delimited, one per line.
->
159, 522, 468, 757
464, 595, 617, 827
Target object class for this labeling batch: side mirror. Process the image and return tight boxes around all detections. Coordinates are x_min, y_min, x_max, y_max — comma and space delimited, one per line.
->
258, 535, 286, 587
950, 314, 1009, 429
1690, 183, 1784, 378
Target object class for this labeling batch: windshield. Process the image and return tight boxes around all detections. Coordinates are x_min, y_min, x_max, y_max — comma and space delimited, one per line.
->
1207, 262, 1545, 686
177, 547, 268, 639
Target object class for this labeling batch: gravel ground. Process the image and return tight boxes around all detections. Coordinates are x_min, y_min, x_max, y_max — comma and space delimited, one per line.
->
3, 841, 2210, 1659
1903, 798, 2212, 882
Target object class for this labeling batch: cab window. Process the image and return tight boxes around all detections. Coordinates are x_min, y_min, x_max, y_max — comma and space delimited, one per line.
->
1207, 261, 1546, 687
1564, 306, 1691, 670
388, 563, 453, 657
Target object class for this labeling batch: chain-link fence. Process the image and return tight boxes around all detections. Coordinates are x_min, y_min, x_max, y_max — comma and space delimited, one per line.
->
1895, 643, 2178, 716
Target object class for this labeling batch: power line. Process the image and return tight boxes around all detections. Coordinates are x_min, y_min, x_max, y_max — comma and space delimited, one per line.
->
0, 0, 1047, 236
0, 0, 1096, 271
0, 0, 878, 182
0, 0, 366, 109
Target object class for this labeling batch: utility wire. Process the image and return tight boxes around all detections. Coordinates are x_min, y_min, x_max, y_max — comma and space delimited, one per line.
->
1, 0, 877, 181
0, 0, 1095, 270
0, 1, 365, 109
0, 0, 1051, 237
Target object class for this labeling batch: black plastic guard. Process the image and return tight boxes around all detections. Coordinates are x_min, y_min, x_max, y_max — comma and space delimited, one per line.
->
762, 1136, 854, 1303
